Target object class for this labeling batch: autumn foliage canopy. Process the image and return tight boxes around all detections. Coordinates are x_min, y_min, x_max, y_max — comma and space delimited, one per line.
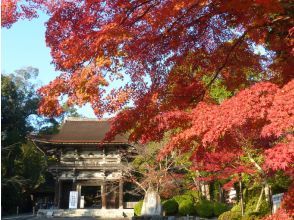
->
2, 0, 293, 215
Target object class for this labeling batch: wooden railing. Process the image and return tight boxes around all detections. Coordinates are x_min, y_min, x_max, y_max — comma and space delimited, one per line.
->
60, 155, 121, 167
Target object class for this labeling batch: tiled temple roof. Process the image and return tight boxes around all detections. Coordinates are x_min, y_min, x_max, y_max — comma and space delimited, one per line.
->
31, 117, 128, 144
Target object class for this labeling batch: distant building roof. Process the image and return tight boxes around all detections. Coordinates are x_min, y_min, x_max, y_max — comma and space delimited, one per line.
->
31, 117, 128, 144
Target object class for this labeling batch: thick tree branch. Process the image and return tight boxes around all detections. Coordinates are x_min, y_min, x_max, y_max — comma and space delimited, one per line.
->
204, 31, 248, 92
120, 0, 154, 25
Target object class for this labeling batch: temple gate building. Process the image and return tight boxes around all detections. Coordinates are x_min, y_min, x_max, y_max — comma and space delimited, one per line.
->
30, 118, 137, 217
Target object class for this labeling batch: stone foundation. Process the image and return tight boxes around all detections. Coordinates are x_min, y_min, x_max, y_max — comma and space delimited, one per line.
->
37, 208, 134, 218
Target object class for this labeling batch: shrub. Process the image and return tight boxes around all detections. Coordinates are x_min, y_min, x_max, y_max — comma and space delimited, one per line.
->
218, 199, 268, 220
231, 202, 242, 213
184, 190, 202, 202
162, 199, 178, 215
173, 194, 193, 204
213, 202, 230, 216
218, 210, 241, 220
244, 196, 270, 217
218, 211, 231, 220
134, 200, 143, 216
178, 199, 196, 216
172, 195, 193, 206
173, 190, 201, 204
241, 213, 261, 220
195, 200, 214, 218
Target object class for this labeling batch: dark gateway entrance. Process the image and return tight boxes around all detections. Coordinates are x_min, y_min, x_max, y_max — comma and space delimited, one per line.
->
106, 182, 119, 209
81, 186, 102, 208
60, 181, 73, 209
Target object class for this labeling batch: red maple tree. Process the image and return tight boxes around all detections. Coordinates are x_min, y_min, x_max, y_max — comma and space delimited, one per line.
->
2, 0, 293, 214
2, 0, 292, 117
155, 80, 293, 178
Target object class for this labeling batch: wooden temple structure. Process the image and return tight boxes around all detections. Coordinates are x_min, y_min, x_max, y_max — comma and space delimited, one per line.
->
30, 117, 136, 213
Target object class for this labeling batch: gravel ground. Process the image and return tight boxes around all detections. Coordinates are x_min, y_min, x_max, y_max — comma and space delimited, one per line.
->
29, 218, 128, 220
3, 216, 129, 220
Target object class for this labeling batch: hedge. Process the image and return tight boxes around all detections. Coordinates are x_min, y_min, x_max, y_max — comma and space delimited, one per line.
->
195, 200, 214, 218
213, 202, 230, 216
178, 199, 197, 216
162, 199, 178, 215
218, 210, 242, 220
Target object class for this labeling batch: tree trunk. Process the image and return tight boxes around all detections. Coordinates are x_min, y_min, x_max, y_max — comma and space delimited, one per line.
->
239, 176, 244, 216
205, 183, 211, 200
264, 183, 270, 202
264, 183, 273, 213
247, 153, 273, 213
255, 187, 264, 212
192, 177, 201, 191
218, 182, 224, 203
200, 182, 210, 200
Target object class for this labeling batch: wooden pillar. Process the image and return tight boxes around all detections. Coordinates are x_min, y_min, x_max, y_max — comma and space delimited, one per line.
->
119, 179, 123, 209
101, 183, 106, 209
76, 184, 81, 208
58, 180, 62, 208
72, 182, 76, 191
54, 179, 59, 208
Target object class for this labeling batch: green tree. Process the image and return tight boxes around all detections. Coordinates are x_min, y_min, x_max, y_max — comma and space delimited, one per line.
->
1, 67, 43, 214
38, 103, 83, 135
1, 67, 84, 214
1, 67, 40, 178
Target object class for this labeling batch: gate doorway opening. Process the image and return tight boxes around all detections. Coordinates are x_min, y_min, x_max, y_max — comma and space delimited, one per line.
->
106, 182, 119, 209
60, 180, 73, 209
81, 186, 102, 208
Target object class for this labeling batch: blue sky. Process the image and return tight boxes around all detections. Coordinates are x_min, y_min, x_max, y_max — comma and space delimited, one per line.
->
1, 14, 96, 118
